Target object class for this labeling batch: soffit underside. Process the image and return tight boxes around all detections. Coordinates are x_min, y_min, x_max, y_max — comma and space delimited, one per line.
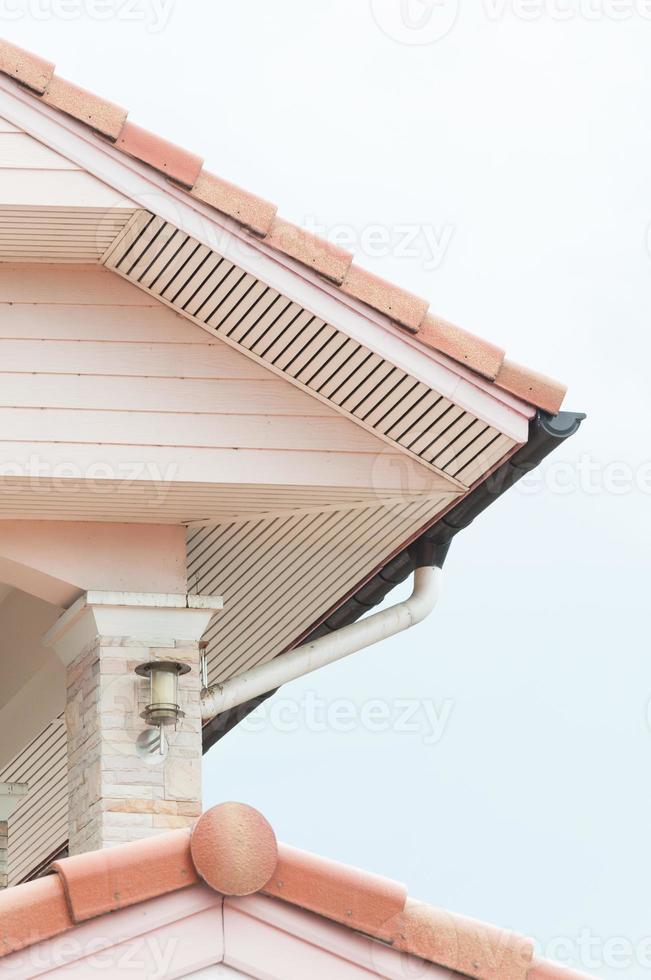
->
102, 211, 519, 490
0, 115, 136, 259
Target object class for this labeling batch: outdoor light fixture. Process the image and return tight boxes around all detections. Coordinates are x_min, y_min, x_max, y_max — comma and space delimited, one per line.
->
135, 660, 190, 755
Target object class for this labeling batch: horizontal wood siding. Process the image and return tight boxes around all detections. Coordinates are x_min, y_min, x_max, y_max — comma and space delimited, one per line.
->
0, 408, 394, 453
0, 116, 134, 260
0, 265, 441, 518
0, 124, 133, 211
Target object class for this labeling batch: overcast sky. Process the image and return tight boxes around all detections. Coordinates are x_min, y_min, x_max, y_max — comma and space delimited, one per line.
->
6, 3, 651, 976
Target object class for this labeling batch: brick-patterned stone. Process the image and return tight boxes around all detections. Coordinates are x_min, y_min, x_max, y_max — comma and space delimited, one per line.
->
65, 633, 202, 854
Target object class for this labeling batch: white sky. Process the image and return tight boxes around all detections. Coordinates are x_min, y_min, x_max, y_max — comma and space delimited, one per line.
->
6, 3, 651, 976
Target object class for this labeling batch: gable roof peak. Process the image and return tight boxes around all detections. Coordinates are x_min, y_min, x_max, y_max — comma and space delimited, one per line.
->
0, 36, 566, 413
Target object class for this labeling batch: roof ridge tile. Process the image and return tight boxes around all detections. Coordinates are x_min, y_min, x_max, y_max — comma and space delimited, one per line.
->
0, 802, 597, 980
263, 841, 407, 940
394, 898, 533, 980
191, 801, 278, 896
0, 875, 72, 958
52, 827, 197, 923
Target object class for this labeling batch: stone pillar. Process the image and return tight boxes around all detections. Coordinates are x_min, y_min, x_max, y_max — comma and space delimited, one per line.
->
0, 783, 29, 888
43, 592, 222, 854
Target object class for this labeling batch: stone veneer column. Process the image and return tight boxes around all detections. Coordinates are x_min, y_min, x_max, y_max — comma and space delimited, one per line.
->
0, 783, 28, 888
43, 592, 222, 854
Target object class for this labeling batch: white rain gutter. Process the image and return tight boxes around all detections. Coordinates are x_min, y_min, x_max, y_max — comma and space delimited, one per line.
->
200, 564, 441, 722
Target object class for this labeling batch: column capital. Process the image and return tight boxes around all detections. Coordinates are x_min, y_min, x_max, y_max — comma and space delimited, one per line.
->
42, 591, 223, 666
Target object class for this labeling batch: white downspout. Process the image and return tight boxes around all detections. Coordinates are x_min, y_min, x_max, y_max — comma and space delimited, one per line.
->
200, 564, 441, 722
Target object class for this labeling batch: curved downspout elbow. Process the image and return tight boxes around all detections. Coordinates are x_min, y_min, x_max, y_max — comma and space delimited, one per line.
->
200, 563, 441, 723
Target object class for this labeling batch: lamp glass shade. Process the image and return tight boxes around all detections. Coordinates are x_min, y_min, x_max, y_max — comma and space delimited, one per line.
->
135, 661, 189, 726
151, 667, 177, 708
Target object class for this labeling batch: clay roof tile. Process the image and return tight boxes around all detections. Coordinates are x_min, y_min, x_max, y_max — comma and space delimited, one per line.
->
0, 875, 72, 957
264, 217, 353, 284
393, 898, 534, 980
192, 170, 277, 236
190, 801, 278, 896
42, 76, 127, 139
0, 36, 568, 414
0, 39, 54, 94
116, 121, 203, 188
495, 359, 567, 415
419, 313, 505, 380
52, 828, 197, 923
0, 804, 597, 980
341, 263, 429, 332
263, 842, 407, 941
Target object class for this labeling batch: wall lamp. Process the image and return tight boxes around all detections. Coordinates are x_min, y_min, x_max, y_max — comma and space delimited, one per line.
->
135, 660, 190, 755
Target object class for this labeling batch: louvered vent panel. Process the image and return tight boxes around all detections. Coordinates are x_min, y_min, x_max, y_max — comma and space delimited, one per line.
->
188, 492, 454, 686
0, 206, 135, 262
104, 212, 516, 487
0, 717, 67, 885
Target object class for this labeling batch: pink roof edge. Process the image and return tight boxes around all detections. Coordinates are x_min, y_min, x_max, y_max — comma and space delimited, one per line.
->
0, 37, 567, 415
0, 801, 596, 980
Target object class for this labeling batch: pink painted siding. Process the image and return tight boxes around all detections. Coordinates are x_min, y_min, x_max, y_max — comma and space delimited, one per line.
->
0, 264, 439, 515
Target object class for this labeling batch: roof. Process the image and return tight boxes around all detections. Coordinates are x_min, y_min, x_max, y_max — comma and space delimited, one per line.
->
0, 801, 594, 980
0, 37, 566, 415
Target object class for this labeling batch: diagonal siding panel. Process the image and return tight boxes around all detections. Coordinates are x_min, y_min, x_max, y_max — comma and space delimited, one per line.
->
0, 717, 67, 885
104, 211, 517, 488
188, 493, 456, 686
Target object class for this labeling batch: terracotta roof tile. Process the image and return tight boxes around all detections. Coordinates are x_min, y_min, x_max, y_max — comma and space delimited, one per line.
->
264, 217, 353, 284
394, 899, 533, 980
52, 828, 197, 922
419, 313, 505, 381
263, 842, 407, 941
192, 170, 277, 236
495, 359, 567, 414
41, 76, 126, 140
117, 121, 203, 188
0, 803, 597, 980
0, 875, 72, 957
191, 801, 277, 896
341, 263, 429, 332
0, 39, 54, 94
0, 37, 568, 411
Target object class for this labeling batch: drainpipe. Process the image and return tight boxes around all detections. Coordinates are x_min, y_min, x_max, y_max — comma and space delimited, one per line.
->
202, 409, 586, 748
200, 550, 444, 723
